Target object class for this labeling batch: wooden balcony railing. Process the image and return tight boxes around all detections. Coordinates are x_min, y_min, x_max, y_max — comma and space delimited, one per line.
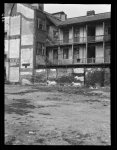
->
46, 35, 110, 46
45, 57, 110, 66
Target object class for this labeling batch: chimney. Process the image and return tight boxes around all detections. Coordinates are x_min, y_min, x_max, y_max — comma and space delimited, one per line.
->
30, 4, 44, 11
87, 10, 95, 16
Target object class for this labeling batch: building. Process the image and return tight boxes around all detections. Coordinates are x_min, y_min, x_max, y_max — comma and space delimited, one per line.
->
4, 3, 110, 83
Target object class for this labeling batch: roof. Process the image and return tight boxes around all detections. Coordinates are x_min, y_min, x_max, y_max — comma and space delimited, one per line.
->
58, 12, 111, 27
52, 11, 66, 15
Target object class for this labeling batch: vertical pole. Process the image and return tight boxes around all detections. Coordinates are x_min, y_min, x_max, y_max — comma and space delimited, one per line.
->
47, 68, 49, 80
32, 10, 36, 84
86, 24, 88, 64
8, 16, 11, 82
19, 15, 22, 84
103, 21, 105, 63
84, 67, 86, 86
72, 26, 74, 65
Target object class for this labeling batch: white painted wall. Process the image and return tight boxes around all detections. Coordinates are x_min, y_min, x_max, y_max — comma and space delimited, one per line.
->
17, 3, 34, 19
96, 24, 104, 41
9, 67, 19, 82
5, 40, 8, 54
96, 44, 104, 63
80, 26, 86, 42
21, 48, 33, 68
21, 17, 34, 45
10, 15, 21, 36
9, 39, 20, 58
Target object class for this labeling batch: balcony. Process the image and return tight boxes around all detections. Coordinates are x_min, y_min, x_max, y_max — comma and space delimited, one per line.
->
45, 57, 110, 66
46, 35, 110, 46
73, 37, 86, 44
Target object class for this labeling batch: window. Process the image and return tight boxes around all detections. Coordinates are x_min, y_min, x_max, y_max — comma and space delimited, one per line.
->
63, 48, 69, 59
37, 18, 46, 30
5, 32, 7, 38
74, 28, 80, 38
108, 26, 111, 35
36, 42, 45, 55
53, 30, 58, 39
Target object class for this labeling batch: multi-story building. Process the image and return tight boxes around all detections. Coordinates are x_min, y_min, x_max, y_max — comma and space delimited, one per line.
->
46, 10, 110, 66
4, 3, 110, 83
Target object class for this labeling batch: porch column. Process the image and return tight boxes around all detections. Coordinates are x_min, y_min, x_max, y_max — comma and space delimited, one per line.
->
86, 24, 88, 63
103, 21, 105, 63
72, 26, 74, 64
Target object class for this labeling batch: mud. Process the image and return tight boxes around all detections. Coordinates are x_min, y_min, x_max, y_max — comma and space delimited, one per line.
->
5, 84, 110, 145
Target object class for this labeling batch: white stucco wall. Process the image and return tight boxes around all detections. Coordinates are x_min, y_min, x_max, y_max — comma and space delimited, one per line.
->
5, 40, 8, 54
9, 39, 20, 58
10, 15, 21, 36
21, 48, 33, 68
17, 3, 34, 19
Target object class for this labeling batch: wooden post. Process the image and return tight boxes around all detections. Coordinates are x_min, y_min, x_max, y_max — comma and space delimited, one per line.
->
47, 68, 49, 80
32, 10, 36, 84
103, 21, 105, 63
86, 24, 88, 64
84, 67, 86, 86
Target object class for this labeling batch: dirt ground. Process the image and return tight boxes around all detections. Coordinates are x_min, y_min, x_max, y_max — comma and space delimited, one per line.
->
5, 84, 110, 145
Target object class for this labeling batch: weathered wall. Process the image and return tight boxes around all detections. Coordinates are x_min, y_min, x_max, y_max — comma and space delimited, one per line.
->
95, 44, 104, 63
17, 3, 34, 19
21, 17, 34, 46
104, 43, 110, 63
95, 23, 103, 41
18, 5, 35, 80
80, 26, 86, 42
6, 15, 21, 82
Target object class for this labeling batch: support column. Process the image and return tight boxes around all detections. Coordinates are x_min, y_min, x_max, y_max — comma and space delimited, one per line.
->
32, 10, 36, 84
72, 26, 74, 65
103, 21, 105, 63
86, 24, 88, 64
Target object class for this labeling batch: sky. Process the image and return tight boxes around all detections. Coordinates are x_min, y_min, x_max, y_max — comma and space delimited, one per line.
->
44, 4, 111, 18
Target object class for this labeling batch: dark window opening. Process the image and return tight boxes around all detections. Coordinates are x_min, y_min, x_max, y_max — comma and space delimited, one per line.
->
5, 32, 7, 38
87, 45, 95, 63
87, 26, 95, 36
63, 48, 69, 59
36, 42, 45, 56
37, 18, 46, 30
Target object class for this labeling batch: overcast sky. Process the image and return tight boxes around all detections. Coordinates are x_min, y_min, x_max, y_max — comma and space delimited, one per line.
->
44, 4, 111, 18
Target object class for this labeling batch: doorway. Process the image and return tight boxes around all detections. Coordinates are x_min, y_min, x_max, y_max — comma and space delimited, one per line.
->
87, 45, 95, 63
53, 49, 58, 64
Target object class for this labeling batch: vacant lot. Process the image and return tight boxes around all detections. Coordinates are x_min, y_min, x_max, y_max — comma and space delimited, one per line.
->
5, 84, 110, 145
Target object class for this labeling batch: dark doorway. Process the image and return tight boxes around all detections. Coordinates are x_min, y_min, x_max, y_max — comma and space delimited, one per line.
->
63, 30, 69, 43
87, 45, 95, 63
87, 25, 95, 36
53, 49, 58, 64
